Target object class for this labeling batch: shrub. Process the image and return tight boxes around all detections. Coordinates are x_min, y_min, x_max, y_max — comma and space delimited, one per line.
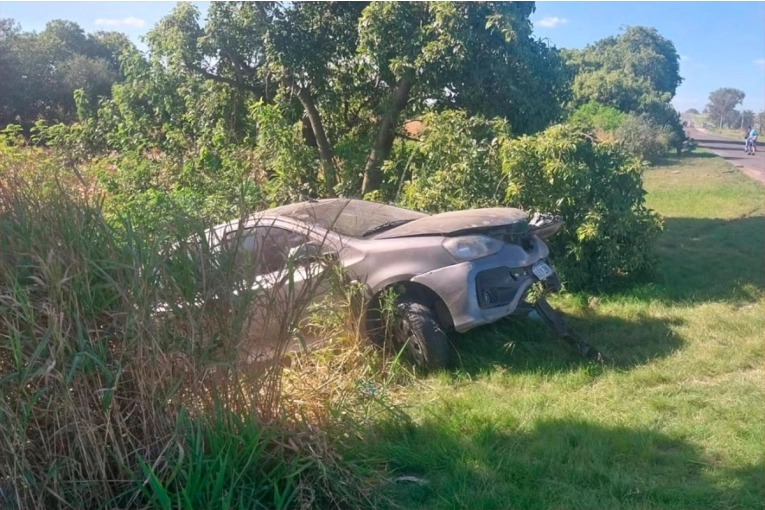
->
501, 124, 663, 290
615, 114, 676, 164
569, 102, 628, 132
397, 110, 510, 212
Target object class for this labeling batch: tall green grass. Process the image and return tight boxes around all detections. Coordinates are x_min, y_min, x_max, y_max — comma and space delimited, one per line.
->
0, 142, 391, 509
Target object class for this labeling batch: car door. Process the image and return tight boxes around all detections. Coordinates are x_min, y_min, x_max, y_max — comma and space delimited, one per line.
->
222, 223, 335, 362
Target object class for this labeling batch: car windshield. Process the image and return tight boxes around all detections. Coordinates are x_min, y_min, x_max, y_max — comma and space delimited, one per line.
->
269, 199, 427, 238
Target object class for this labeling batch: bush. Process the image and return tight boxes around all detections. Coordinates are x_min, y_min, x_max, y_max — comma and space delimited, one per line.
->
396, 110, 510, 212
615, 114, 676, 164
501, 125, 663, 290
569, 102, 628, 132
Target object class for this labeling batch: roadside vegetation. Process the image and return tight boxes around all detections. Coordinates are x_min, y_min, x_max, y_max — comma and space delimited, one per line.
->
1, 2, 763, 510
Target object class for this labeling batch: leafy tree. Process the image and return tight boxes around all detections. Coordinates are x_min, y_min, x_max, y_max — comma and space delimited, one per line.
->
130, 1, 570, 197
0, 18, 130, 129
739, 110, 755, 130
564, 26, 685, 157
397, 110, 510, 212
501, 125, 663, 289
705, 88, 745, 129
685, 108, 700, 115
615, 114, 676, 163
356, 1, 569, 194
566, 26, 682, 106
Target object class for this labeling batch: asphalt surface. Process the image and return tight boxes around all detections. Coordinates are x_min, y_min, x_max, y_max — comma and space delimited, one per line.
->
686, 126, 765, 183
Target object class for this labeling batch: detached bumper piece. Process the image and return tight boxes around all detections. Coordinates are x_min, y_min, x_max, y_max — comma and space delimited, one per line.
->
534, 297, 604, 363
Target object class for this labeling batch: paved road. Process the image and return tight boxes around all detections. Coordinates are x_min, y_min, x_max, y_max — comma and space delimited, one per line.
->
686, 126, 765, 183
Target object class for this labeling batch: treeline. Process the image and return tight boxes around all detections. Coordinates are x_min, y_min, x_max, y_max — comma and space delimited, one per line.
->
1, 2, 690, 288
698, 88, 764, 130
0, 18, 131, 128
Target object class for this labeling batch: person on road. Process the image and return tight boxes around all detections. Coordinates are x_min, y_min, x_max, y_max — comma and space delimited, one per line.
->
746, 127, 758, 156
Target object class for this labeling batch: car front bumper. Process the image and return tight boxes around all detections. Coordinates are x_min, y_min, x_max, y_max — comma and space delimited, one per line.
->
410, 238, 557, 333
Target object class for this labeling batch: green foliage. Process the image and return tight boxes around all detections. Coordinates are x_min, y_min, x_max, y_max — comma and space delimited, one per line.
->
137, 408, 300, 510
564, 26, 685, 159
250, 101, 322, 205
0, 18, 130, 130
685, 108, 700, 115
398, 110, 509, 212
502, 125, 663, 289
616, 115, 677, 164
566, 26, 682, 105
569, 102, 628, 132
705, 88, 746, 129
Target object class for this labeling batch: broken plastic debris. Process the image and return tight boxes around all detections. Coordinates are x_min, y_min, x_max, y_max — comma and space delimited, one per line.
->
394, 476, 430, 485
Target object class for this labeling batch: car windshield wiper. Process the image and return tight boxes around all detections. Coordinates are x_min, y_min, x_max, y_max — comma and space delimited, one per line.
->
361, 219, 414, 237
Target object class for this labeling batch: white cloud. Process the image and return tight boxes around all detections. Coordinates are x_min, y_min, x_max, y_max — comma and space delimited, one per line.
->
94, 17, 146, 28
680, 55, 690, 61
537, 17, 569, 28
754, 59, 765, 69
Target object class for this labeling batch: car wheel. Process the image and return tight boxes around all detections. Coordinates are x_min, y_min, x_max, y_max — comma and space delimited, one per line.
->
393, 300, 453, 370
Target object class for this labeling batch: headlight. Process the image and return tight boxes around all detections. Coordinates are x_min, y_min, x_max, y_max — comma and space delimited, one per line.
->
442, 235, 504, 262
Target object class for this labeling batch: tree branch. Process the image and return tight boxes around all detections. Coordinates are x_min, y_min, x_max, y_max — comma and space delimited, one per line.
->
187, 62, 265, 97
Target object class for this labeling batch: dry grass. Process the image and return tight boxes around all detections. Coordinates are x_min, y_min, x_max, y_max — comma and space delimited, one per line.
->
0, 141, 396, 510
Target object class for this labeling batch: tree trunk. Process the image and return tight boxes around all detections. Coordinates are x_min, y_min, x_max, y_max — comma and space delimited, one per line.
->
291, 82, 337, 196
361, 77, 413, 196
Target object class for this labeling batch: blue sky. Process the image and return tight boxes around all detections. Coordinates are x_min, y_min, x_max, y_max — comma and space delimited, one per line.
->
1, 1, 763, 112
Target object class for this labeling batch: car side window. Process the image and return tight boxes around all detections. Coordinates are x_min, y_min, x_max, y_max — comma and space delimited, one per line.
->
224, 226, 310, 276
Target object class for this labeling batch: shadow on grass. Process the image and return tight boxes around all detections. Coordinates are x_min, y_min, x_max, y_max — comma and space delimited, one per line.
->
622, 216, 765, 304
448, 215, 763, 376
450, 308, 684, 377
367, 418, 764, 510
651, 151, 719, 167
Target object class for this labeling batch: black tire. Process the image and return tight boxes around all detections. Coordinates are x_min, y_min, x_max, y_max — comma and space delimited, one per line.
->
393, 300, 453, 370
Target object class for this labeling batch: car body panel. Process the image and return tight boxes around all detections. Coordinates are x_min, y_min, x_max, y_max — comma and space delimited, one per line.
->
410, 238, 548, 331
373, 207, 529, 239
175, 199, 561, 355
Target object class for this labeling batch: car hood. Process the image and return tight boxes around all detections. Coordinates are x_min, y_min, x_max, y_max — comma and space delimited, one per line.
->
373, 207, 529, 239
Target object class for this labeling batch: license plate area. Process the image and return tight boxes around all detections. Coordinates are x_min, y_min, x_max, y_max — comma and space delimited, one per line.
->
531, 261, 553, 281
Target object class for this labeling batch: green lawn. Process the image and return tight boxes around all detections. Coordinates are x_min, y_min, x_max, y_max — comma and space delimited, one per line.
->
360, 152, 765, 509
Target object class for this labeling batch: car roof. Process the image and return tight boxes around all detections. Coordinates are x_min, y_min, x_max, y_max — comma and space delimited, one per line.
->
262, 198, 427, 238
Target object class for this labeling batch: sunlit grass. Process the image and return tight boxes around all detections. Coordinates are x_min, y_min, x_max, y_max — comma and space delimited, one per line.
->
358, 152, 765, 509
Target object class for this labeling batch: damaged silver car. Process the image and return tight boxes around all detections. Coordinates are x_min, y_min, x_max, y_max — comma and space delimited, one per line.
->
195, 198, 597, 370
